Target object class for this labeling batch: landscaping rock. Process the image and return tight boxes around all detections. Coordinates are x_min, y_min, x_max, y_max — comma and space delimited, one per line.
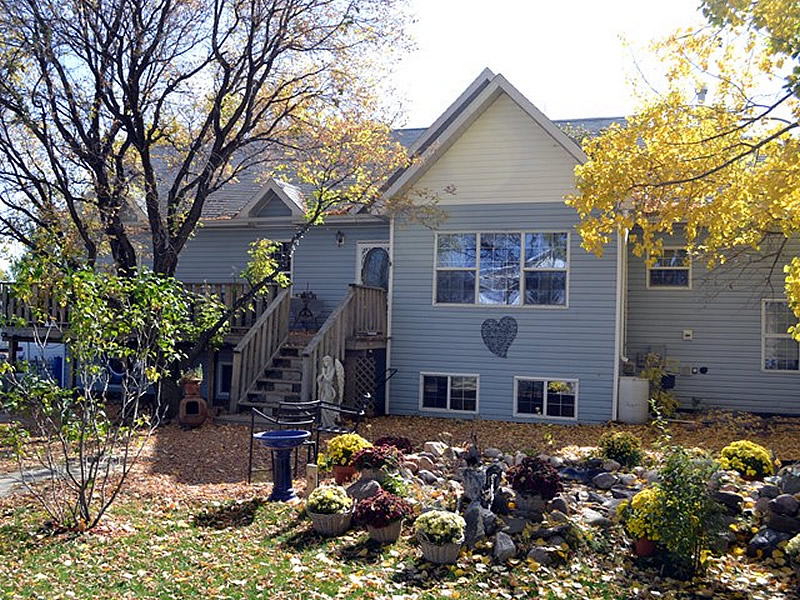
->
445, 446, 466, 461
747, 527, 793, 557
770, 494, 800, 516
592, 472, 618, 490
423, 441, 448, 457
758, 484, 780, 499
713, 491, 744, 514
755, 497, 772, 514
484, 447, 503, 459
514, 451, 526, 466
548, 496, 570, 515
347, 478, 380, 500
602, 460, 621, 473
464, 502, 486, 547
462, 467, 487, 504
491, 486, 513, 515
481, 506, 499, 536
549, 510, 569, 523
778, 465, 800, 495
501, 516, 529, 535
402, 461, 418, 474
417, 470, 440, 485
610, 486, 637, 500
766, 513, 800, 534
633, 466, 646, 477
548, 456, 565, 468
580, 508, 612, 528
493, 531, 516, 562
559, 467, 595, 484
584, 458, 604, 470
527, 547, 555, 567
644, 470, 660, 483
618, 473, 638, 486
416, 456, 435, 472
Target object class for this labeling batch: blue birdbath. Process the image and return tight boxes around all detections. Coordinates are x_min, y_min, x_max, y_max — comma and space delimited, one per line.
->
253, 430, 311, 502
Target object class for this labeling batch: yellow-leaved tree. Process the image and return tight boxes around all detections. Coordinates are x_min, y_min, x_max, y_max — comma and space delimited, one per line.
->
567, 0, 800, 337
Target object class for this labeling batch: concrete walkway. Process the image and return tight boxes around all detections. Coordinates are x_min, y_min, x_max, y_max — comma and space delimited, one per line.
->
0, 467, 55, 498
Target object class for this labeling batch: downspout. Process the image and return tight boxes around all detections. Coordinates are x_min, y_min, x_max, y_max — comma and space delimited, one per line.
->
384, 216, 396, 415
611, 226, 628, 421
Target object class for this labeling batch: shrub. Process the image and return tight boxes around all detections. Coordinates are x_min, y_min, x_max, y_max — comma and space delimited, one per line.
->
719, 440, 775, 479
641, 353, 678, 417
373, 436, 414, 454
353, 489, 412, 529
505, 457, 562, 500
352, 444, 402, 471
306, 486, 353, 515
619, 487, 662, 541
380, 473, 409, 497
655, 447, 724, 579
414, 510, 465, 545
317, 434, 372, 469
599, 430, 644, 467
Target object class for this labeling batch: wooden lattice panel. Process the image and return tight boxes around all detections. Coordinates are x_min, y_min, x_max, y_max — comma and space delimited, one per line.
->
344, 351, 376, 414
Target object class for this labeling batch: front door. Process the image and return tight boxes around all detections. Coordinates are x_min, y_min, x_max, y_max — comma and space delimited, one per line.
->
356, 242, 390, 290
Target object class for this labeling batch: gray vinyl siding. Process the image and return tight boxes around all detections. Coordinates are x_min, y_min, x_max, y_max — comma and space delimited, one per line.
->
626, 239, 800, 415
174, 225, 296, 283
175, 219, 389, 317
292, 221, 389, 318
388, 203, 618, 424
254, 191, 293, 218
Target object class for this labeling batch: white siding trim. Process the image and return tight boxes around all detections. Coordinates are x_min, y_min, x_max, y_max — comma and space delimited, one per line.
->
512, 376, 579, 422
418, 372, 480, 415
761, 298, 800, 374
432, 230, 570, 309
385, 220, 395, 416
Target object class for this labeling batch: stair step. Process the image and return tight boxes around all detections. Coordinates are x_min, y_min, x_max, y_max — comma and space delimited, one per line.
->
263, 367, 303, 381
247, 390, 301, 402
279, 346, 301, 358
273, 356, 303, 369
255, 378, 302, 393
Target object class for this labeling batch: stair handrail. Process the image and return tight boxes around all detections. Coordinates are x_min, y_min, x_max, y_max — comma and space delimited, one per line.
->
300, 284, 387, 403
229, 286, 292, 412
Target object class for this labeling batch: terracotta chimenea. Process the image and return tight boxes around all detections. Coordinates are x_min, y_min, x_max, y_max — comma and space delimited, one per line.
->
179, 367, 207, 427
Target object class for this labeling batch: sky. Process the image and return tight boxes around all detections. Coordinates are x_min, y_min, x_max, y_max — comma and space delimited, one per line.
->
392, 0, 706, 128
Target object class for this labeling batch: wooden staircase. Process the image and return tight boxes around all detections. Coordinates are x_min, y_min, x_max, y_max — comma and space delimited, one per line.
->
238, 333, 311, 409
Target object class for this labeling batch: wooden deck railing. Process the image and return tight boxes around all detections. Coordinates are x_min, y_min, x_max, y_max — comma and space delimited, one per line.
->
300, 284, 387, 403
229, 287, 292, 411
1, 280, 278, 335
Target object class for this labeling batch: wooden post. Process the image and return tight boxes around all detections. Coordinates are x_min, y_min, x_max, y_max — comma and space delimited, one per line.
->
207, 349, 217, 409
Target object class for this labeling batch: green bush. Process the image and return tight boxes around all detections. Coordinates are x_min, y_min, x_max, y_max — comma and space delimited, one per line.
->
599, 430, 644, 467
654, 447, 724, 579
380, 473, 409, 497
719, 440, 775, 479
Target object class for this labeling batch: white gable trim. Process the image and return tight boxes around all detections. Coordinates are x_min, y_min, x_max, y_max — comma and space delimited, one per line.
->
235, 178, 304, 219
383, 72, 587, 200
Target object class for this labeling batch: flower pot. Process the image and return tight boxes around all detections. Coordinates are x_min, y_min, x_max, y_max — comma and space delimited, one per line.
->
367, 520, 403, 544
182, 379, 201, 397
515, 493, 545, 515
634, 537, 657, 557
308, 510, 352, 536
358, 468, 386, 483
333, 465, 357, 485
417, 535, 463, 564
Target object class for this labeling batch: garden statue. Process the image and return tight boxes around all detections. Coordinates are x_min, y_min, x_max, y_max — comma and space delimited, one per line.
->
318, 355, 345, 427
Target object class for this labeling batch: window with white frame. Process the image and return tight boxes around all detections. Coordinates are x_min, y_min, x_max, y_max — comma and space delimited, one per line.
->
435, 232, 568, 306
647, 248, 690, 288
514, 377, 578, 419
420, 373, 478, 412
762, 300, 799, 372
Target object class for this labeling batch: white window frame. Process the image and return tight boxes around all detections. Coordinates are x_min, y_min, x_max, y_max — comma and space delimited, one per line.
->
513, 376, 579, 421
355, 241, 390, 284
216, 360, 233, 399
761, 299, 800, 374
432, 230, 570, 309
646, 247, 692, 290
418, 372, 480, 414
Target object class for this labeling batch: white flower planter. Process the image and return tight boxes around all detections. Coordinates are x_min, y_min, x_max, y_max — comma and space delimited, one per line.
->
417, 534, 463, 564
308, 509, 352, 536
367, 520, 403, 543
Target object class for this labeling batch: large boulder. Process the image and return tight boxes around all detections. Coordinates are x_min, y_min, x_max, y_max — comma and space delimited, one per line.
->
769, 494, 799, 516
346, 478, 380, 500
747, 527, 793, 557
778, 465, 800, 495
592, 472, 618, 490
493, 531, 516, 562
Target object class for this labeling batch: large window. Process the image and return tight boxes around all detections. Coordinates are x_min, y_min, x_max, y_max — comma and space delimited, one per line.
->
762, 300, 799, 372
514, 377, 578, 420
420, 373, 478, 413
435, 232, 568, 306
647, 248, 690, 289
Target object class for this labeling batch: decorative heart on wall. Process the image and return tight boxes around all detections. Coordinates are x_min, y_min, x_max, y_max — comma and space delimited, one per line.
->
481, 316, 518, 358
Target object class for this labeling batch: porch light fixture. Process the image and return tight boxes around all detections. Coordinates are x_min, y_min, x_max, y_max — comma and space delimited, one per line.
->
335, 230, 345, 247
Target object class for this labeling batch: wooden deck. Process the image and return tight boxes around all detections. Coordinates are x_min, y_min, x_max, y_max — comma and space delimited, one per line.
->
0, 281, 279, 343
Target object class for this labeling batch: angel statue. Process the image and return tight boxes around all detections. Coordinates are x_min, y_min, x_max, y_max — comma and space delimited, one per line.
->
318, 355, 345, 427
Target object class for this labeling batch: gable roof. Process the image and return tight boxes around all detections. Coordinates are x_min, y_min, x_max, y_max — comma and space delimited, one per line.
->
382, 71, 590, 200
235, 178, 304, 219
